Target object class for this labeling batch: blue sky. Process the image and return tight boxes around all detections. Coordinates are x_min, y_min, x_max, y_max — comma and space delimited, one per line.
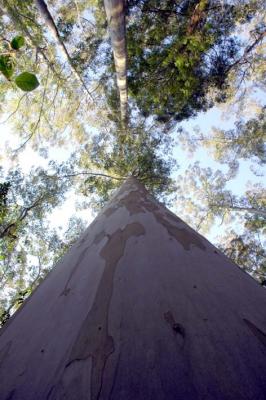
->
0, 88, 265, 245
173, 99, 265, 192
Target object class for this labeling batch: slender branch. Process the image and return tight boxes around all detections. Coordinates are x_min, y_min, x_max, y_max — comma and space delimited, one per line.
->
81, 17, 95, 28
227, 29, 266, 73
219, 210, 227, 226
0, 93, 28, 125
13, 67, 50, 153
0, 196, 44, 239
0, 261, 11, 287
73, 0, 82, 27
142, 7, 187, 16
46, 171, 127, 181
16, 10, 42, 27
209, 203, 266, 218
196, 211, 210, 231
30, 255, 43, 290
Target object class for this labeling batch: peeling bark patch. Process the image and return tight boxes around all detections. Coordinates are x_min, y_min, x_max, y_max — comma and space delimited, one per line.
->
243, 319, 266, 347
164, 223, 205, 251
118, 190, 146, 215
139, 199, 206, 251
61, 288, 71, 296
163, 208, 184, 223
109, 181, 205, 250
61, 222, 145, 400
103, 206, 118, 218
118, 177, 147, 198
60, 246, 89, 297
105, 183, 147, 217
153, 209, 205, 251
164, 311, 185, 339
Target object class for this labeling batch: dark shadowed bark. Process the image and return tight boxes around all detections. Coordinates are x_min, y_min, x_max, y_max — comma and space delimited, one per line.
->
0, 177, 266, 399
104, 0, 127, 124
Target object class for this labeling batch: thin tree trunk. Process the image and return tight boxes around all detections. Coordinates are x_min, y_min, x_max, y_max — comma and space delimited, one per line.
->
187, 0, 208, 34
226, 29, 266, 72
210, 203, 266, 217
104, 0, 127, 124
0, 196, 44, 239
34, 0, 93, 99
3, 0, 61, 79
0, 177, 266, 399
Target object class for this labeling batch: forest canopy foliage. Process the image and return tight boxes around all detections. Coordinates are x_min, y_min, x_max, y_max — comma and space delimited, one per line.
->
0, 0, 265, 325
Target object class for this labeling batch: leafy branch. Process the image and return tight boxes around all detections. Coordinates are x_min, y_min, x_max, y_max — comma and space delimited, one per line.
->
0, 35, 39, 91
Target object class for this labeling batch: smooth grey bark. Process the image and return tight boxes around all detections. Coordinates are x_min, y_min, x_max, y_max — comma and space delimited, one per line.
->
104, 0, 127, 123
34, 0, 93, 99
0, 177, 266, 400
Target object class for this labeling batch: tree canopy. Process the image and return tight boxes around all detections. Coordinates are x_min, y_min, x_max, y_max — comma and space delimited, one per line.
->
126, 0, 264, 123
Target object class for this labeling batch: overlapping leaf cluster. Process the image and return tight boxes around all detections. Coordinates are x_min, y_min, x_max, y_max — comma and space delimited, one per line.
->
126, 0, 258, 122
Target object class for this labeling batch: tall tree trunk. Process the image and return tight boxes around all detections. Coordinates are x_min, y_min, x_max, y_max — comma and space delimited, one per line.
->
34, 0, 93, 99
104, 0, 127, 124
0, 177, 266, 400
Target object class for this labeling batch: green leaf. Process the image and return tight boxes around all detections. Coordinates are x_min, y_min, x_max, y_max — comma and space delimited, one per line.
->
15, 72, 39, 92
11, 36, 25, 50
0, 55, 14, 80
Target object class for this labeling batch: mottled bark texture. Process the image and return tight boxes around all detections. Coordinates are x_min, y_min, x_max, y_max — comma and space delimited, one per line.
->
104, 0, 127, 123
0, 177, 266, 400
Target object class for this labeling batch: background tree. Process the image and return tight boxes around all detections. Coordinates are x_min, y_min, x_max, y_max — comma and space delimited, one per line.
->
0, 213, 87, 327
174, 162, 266, 283
125, 0, 263, 123
219, 229, 266, 285
0, 163, 71, 325
0, 0, 110, 154
179, 106, 266, 173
